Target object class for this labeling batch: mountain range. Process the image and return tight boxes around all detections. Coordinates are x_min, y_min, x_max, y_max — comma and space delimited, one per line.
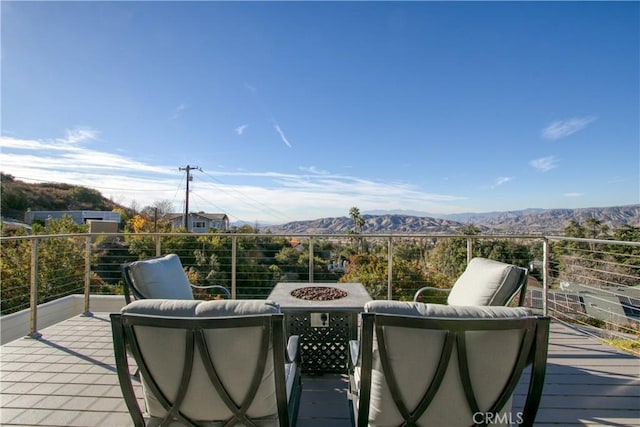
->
262, 205, 640, 235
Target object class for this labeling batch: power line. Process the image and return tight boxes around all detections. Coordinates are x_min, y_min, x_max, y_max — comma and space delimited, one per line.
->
189, 191, 239, 220
197, 169, 296, 224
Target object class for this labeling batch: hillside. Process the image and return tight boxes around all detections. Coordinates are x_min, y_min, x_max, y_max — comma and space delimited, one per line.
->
263, 206, 640, 235
263, 215, 488, 235
458, 205, 640, 233
0, 174, 127, 221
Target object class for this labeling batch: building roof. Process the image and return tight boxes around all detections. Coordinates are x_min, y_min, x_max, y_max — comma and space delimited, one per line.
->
165, 213, 228, 221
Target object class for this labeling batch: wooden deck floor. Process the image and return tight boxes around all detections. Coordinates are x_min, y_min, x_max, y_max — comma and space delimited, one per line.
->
532, 323, 639, 426
1, 314, 638, 426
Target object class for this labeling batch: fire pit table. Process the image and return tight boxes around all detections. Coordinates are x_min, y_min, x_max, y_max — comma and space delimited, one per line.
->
267, 282, 372, 373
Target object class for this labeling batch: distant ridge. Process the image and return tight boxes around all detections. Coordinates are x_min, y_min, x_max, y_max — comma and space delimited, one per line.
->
477, 205, 640, 233
263, 214, 485, 235
263, 205, 640, 234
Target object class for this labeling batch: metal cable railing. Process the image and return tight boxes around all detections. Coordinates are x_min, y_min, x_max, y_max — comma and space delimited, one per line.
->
1, 232, 638, 353
543, 236, 640, 350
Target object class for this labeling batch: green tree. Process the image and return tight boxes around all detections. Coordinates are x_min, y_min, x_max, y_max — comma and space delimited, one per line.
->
70, 186, 103, 205
339, 249, 441, 301
190, 233, 275, 298
585, 217, 609, 239
140, 200, 175, 231
349, 206, 365, 234
553, 219, 616, 287
0, 237, 32, 313
427, 224, 533, 285
1, 216, 105, 315
427, 235, 469, 278
340, 252, 388, 299
349, 207, 366, 252
608, 226, 640, 286
0, 180, 28, 213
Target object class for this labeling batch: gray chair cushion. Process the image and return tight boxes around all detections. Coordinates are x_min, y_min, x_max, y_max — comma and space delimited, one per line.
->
446, 257, 525, 306
122, 298, 281, 317
127, 254, 194, 300
365, 300, 532, 318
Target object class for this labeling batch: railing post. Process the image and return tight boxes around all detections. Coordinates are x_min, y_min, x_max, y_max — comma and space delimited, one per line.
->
308, 237, 314, 283
466, 238, 473, 264
542, 238, 550, 316
387, 237, 393, 300
82, 236, 92, 316
231, 236, 237, 299
155, 235, 161, 257
28, 238, 41, 339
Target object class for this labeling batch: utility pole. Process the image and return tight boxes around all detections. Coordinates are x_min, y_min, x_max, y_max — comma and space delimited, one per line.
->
178, 165, 201, 231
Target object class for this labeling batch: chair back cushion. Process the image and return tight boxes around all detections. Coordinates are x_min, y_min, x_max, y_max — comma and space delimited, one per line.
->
447, 257, 525, 306
359, 301, 533, 426
121, 299, 283, 423
364, 300, 532, 318
127, 254, 194, 300
121, 298, 281, 317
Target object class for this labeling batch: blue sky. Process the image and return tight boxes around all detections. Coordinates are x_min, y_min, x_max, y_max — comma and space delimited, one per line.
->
2, 1, 638, 225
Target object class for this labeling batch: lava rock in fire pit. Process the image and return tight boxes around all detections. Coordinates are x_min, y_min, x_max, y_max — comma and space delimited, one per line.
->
290, 286, 348, 301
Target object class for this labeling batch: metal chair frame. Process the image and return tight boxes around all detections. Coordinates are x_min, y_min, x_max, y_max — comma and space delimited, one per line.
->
111, 311, 301, 427
349, 313, 550, 427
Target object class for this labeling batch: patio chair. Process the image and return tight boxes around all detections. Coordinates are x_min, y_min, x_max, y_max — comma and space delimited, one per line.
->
349, 301, 550, 427
413, 257, 529, 306
121, 253, 231, 304
111, 299, 302, 427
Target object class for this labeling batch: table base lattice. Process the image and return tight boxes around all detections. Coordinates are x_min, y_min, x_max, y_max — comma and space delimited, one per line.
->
285, 311, 356, 373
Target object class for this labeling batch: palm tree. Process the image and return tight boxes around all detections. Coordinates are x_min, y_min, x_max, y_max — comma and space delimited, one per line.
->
349, 207, 366, 252
349, 206, 365, 234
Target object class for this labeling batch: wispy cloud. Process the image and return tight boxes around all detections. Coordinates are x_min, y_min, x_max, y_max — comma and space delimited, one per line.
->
530, 156, 558, 172
299, 166, 330, 175
62, 127, 98, 144
1, 133, 468, 223
273, 124, 292, 148
235, 124, 249, 135
170, 103, 188, 120
542, 116, 596, 140
494, 176, 513, 187
1, 136, 54, 150
0, 133, 175, 176
563, 192, 583, 198
2, 127, 98, 152
607, 176, 627, 184
194, 171, 466, 223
